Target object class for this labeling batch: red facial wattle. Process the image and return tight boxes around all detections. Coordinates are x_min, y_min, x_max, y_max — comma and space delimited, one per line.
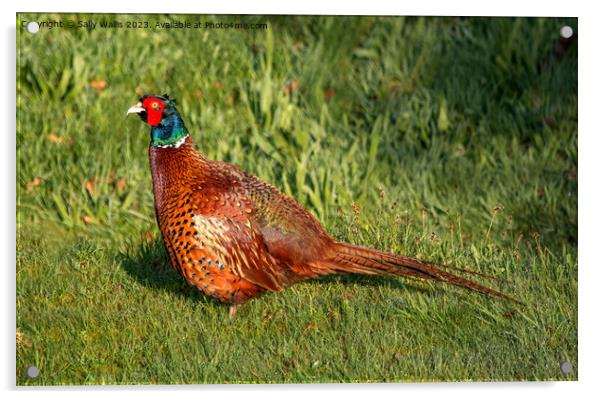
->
142, 98, 167, 126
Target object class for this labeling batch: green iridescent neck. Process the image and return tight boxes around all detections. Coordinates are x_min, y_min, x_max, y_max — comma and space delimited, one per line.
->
150, 112, 190, 148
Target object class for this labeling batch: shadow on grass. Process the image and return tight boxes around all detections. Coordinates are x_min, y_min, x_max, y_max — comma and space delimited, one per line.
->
303, 272, 433, 295
117, 238, 214, 306
118, 238, 435, 304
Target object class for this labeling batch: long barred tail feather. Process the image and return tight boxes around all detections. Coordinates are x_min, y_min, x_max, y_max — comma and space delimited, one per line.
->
434, 263, 499, 281
325, 242, 520, 304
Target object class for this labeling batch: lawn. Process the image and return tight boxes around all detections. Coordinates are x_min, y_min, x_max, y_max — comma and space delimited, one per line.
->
16, 14, 577, 384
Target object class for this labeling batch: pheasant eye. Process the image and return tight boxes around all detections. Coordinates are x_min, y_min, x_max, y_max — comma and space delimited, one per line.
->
151, 102, 160, 109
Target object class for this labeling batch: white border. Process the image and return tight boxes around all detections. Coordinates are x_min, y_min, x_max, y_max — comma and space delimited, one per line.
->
4, 1, 599, 399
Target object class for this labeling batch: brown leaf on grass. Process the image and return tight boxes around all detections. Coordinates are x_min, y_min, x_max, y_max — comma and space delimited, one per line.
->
543, 116, 557, 129
143, 231, 154, 243
90, 79, 108, 92
26, 176, 42, 192
113, 178, 127, 192
304, 321, 318, 333
537, 188, 545, 197
213, 80, 223, 90
387, 80, 402, 94
47, 133, 73, 145
503, 310, 517, 320
84, 178, 98, 195
81, 214, 94, 225
282, 79, 299, 95
323, 88, 336, 100
194, 89, 204, 98
47, 133, 60, 143
47, 133, 67, 144
292, 41, 305, 51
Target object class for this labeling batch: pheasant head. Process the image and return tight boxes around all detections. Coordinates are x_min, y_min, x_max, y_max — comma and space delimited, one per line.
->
127, 94, 189, 148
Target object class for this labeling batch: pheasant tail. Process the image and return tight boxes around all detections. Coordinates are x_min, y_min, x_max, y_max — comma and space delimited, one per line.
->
320, 242, 519, 303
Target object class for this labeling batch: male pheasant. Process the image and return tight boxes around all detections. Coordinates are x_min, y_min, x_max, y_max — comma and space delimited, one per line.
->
128, 94, 516, 318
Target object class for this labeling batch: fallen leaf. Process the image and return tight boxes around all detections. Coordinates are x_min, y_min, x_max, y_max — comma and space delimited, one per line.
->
90, 79, 108, 91
84, 178, 98, 195
81, 214, 94, 225
47, 133, 63, 144
543, 116, 557, 129
304, 321, 318, 332
503, 310, 517, 320
26, 176, 42, 192
282, 79, 299, 95
323, 88, 336, 100
213, 80, 223, 90
47, 133, 72, 145
143, 231, 154, 242
387, 80, 402, 94
114, 178, 127, 192
194, 89, 204, 98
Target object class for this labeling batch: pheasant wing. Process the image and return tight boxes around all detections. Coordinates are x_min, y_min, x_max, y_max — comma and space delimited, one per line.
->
182, 181, 291, 292
188, 213, 287, 292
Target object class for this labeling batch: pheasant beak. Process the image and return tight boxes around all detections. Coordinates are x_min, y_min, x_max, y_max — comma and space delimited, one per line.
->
126, 102, 145, 115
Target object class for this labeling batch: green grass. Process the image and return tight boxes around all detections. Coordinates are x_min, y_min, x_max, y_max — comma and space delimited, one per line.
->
16, 14, 577, 384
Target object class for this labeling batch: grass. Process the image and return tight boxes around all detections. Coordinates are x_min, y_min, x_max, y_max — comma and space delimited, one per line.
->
16, 14, 577, 384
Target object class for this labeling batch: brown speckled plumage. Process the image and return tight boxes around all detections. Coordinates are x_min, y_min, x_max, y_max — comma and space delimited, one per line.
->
130, 94, 517, 318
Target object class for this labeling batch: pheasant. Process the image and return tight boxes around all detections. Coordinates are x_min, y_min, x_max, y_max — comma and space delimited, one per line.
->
127, 94, 517, 318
